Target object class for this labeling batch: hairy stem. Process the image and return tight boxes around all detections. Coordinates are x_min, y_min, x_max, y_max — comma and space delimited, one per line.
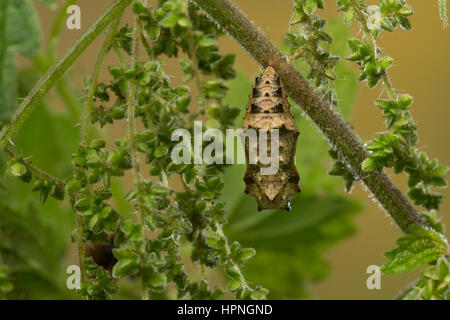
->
350, 1, 439, 206
74, 2, 128, 300
192, 0, 427, 233
350, 0, 397, 100
81, 15, 123, 145
73, 199, 87, 300
0, 0, 133, 149
215, 222, 251, 292
48, 0, 78, 62
4, 148, 65, 187
127, 11, 149, 301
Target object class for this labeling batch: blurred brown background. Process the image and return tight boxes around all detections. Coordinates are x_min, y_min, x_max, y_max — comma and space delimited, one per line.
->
35, 0, 450, 299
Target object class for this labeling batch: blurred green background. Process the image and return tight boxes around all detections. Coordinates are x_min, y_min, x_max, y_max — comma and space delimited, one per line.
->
3, 0, 448, 299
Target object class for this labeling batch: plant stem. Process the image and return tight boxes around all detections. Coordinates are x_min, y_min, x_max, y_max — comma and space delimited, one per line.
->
0, 0, 133, 149
350, 0, 397, 101
81, 15, 123, 145
73, 1, 128, 301
215, 222, 251, 292
350, 1, 438, 208
139, 21, 154, 60
4, 148, 65, 187
70, 197, 87, 300
186, 5, 208, 113
192, 0, 427, 234
127, 11, 149, 301
186, 28, 207, 113
48, 0, 78, 62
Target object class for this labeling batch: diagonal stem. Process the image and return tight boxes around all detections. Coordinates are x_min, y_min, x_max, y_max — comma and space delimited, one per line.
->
192, 0, 428, 234
0, 0, 133, 149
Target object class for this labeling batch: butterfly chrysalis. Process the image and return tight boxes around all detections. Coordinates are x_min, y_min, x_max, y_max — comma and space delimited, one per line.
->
242, 66, 301, 211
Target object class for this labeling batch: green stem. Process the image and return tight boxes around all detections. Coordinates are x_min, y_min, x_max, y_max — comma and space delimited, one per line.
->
74, 6, 126, 301
127, 11, 149, 301
186, 6, 207, 113
81, 15, 123, 145
351, 0, 397, 101
192, 0, 427, 234
215, 222, 251, 292
72, 198, 87, 300
381, 73, 396, 100
139, 19, 154, 59
4, 148, 65, 187
31, 55, 81, 119
113, 44, 127, 67
350, 2, 438, 203
48, 0, 78, 62
0, 0, 133, 149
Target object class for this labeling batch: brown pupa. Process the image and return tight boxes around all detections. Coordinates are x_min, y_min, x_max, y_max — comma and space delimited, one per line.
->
242, 66, 301, 211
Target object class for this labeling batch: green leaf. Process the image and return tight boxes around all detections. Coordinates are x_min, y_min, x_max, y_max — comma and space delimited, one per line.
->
198, 37, 216, 47
0, 51, 17, 122
398, 257, 450, 300
362, 157, 377, 171
344, 7, 354, 26
4, 0, 41, 57
0, 203, 72, 299
226, 194, 361, 252
303, 0, 318, 15
226, 278, 241, 291
379, 56, 394, 70
35, 0, 57, 6
381, 226, 449, 274
160, 14, 179, 28
250, 287, 269, 300
238, 248, 256, 261
154, 146, 169, 158
0, 61, 80, 298
148, 273, 167, 291
182, 167, 196, 185
9, 162, 27, 177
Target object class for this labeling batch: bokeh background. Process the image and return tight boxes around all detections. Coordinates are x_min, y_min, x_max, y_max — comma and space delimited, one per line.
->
26, 0, 450, 299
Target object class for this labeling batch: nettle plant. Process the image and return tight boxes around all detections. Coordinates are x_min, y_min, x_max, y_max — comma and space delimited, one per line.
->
0, 0, 449, 300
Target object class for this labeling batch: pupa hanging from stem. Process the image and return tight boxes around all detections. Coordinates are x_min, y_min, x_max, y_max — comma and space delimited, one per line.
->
242, 66, 301, 211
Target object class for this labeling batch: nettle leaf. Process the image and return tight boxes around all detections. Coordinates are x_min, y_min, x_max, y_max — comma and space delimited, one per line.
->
0, 203, 71, 299
0, 0, 41, 123
5, 0, 41, 57
381, 226, 449, 275
0, 51, 16, 122
34, 0, 57, 6
223, 187, 361, 298
0, 267, 14, 293
0, 62, 78, 298
398, 257, 450, 300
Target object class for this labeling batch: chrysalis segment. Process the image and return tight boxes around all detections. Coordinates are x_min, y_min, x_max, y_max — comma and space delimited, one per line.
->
243, 66, 301, 211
